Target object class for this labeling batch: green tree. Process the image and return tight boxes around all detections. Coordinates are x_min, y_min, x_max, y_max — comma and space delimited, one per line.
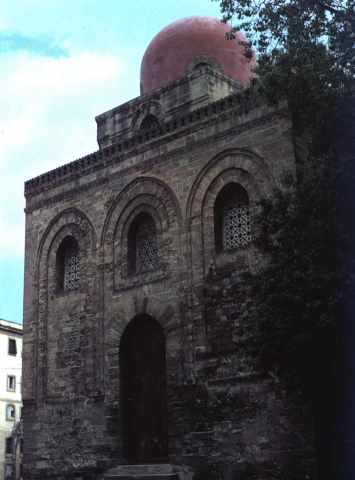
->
215, 0, 354, 142
213, 1, 355, 478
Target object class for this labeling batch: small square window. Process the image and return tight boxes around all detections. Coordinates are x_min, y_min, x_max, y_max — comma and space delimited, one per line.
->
8, 339, 17, 356
6, 404, 15, 421
7, 376, 15, 392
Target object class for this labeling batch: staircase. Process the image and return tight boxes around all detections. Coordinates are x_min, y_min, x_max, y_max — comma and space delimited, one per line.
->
103, 463, 181, 480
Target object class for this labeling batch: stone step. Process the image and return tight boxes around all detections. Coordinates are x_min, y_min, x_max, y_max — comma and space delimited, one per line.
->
106, 464, 174, 475
104, 474, 179, 480
103, 464, 179, 480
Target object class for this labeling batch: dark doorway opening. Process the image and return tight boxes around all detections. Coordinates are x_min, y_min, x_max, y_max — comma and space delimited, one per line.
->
120, 314, 168, 463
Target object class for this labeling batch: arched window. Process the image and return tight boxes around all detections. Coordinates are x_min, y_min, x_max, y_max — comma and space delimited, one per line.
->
140, 114, 160, 131
128, 213, 158, 275
214, 183, 251, 252
6, 404, 15, 421
192, 62, 209, 71
56, 236, 80, 292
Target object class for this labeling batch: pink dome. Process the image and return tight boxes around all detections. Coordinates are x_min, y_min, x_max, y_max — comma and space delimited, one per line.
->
140, 16, 255, 95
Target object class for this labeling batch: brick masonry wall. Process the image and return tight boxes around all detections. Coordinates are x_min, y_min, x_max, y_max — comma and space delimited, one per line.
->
22, 81, 315, 479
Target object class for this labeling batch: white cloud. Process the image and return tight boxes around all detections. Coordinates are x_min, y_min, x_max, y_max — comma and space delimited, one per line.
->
0, 51, 123, 159
0, 49, 126, 258
9, 52, 121, 95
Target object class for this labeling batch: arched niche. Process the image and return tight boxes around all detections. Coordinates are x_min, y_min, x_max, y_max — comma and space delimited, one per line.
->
101, 177, 182, 291
33, 208, 97, 401
186, 149, 275, 279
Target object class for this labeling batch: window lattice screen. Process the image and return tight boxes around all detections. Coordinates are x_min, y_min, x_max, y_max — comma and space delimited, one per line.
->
135, 219, 158, 273
64, 248, 80, 291
222, 204, 251, 250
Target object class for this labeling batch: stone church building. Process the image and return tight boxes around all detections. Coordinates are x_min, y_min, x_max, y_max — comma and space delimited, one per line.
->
23, 17, 315, 480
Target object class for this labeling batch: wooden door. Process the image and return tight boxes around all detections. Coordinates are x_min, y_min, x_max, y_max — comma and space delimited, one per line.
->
120, 314, 168, 463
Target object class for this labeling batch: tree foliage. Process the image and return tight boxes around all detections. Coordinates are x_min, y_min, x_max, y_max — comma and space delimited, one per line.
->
215, 0, 354, 135
213, 0, 355, 397
211, 1, 354, 474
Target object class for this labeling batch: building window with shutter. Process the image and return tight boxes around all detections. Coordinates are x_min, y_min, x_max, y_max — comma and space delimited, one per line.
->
8, 339, 17, 356
5, 438, 12, 455
7, 375, 15, 392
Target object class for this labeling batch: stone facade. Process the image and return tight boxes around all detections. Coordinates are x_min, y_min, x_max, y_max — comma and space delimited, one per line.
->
23, 61, 315, 479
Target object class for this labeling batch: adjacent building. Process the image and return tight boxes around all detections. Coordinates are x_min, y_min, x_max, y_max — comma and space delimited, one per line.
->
0, 320, 22, 480
6, 419, 23, 480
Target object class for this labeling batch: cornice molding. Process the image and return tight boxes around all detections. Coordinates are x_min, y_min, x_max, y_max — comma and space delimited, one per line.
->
25, 108, 287, 213
25, 92, 287, 198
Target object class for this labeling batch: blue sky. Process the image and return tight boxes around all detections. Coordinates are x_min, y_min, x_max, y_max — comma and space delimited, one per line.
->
0, 0, 221, 324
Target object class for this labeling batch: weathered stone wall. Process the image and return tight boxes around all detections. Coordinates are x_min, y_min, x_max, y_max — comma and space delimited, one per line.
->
181, 266, 315, 478
96, 65, 241, 148
23, 77, 315, 479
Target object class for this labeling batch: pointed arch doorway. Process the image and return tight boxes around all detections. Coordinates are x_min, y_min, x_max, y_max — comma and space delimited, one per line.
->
120, 314, 168, 463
